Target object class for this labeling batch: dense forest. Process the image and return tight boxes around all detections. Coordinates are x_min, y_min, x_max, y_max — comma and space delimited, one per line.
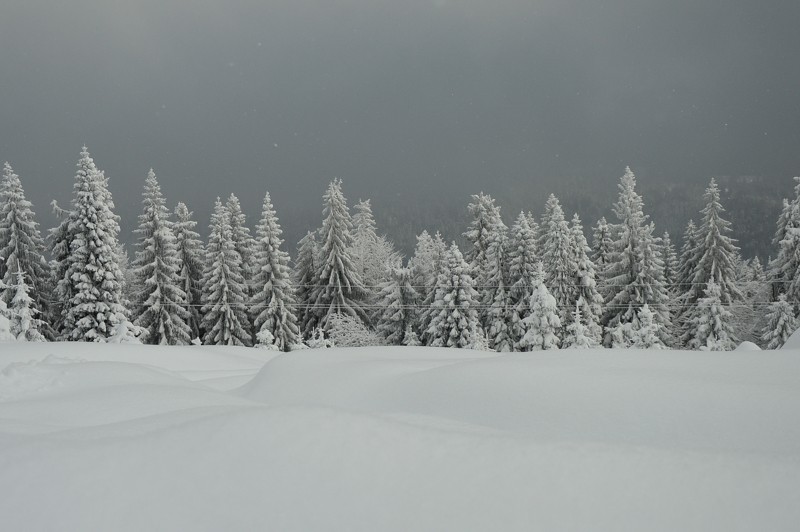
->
1, 147, 798, 350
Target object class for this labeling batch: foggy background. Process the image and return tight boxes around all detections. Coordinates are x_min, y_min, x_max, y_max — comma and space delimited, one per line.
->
1, 0, 798, 258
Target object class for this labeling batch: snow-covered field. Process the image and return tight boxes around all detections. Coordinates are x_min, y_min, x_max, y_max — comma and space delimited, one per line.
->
1, 343, 799, 531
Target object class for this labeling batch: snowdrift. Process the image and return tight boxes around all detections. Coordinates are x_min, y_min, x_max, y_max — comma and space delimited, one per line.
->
1, 342, 799, 531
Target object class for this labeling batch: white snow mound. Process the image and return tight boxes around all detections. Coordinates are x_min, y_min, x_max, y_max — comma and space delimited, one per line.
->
1, 343, 799, 532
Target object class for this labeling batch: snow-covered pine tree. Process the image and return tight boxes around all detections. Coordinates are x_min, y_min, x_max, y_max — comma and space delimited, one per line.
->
682, 179, 743, 308
294, 230, 320, 337
684, 278, 736, 351
518, 262, 561, 351
426, 243, 481, 349
9, 267, 45, 341
130, 170, 191, 345
351, 199, 401, 297
761, 295, 798, 349
226, 194, 256, 302
463, 193, 504, 314
250, 191, 301, 351
602, 167, 671, 346
591, 217, 614, 275
563, 298, 599, 349
173, 202, 205, 340
570, 214, 603, 344
483, 222, 513, 351
309, 179, 367, 330
507, 212, 539, 350
631, 304, 665, 349
540, 195, 577, 327
415, 231, 449, 345
773, 178, 800, 308
769, 190, 796, 301
661, 231, 679, 290
374, 266, 419, 345
58, 147, 129, 342
0, 163, 51, 329
200, 198, 252, 346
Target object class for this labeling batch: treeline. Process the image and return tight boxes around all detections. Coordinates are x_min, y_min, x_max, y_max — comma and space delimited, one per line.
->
0, 148, 797, 350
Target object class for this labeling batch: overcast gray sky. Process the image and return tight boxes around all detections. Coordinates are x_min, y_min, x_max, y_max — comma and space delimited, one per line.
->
1, 0, 799, 248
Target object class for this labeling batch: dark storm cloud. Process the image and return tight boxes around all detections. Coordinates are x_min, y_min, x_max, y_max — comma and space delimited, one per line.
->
1, 0, 799, 250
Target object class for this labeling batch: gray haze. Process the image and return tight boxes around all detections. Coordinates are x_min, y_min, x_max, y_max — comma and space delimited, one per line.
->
1, 0, 799, 256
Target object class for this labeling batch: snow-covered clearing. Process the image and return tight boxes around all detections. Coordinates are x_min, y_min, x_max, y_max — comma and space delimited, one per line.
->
1, 343, 799, 531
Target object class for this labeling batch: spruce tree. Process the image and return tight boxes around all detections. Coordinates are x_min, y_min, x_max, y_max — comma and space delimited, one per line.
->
591, 217, 614, 275
0, 163, 50, 326
174, 202, 205, 340
250, 191, 301, 351
483, 224, 513, 351
661, 231, 679, 290
226, 194, 256, 297
761, 295, 797, 349
59, 147, 129, 342
602, 167, 671, 346
295, 230, 320, 337
374, 266, 419, 345
631, 304, 665, 349
519, 263, 561, 351
773, 178, 800, 308
426, 243, 481, 349
570, 214, 604, 343
130, 170, 191, 345
507, 212, 539, 350
9, 267, 45, 341
416, 231, 449, 345
309, 179, 367, 330
464, 192, 504, 292
684, 278, 736, 351
351, 199, 400, 294
200, 198, 252, 346
540, 195, 576, 326
683, 179, 743, 308
563, 298, 599, 349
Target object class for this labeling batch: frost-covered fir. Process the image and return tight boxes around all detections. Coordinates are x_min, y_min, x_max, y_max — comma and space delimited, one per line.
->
426, 243, 482, 349
250, 191, 301, 351
631, 304, 665, 349
57, 147, 129, 342
9, 268, 45, 341
483, 220, 513, 351
661, 231, 679, 290
374, 267, 419, 345
351, 199, 400, 293
327, 313, 384, 347
412, 231, 448, 345
570, 214, 603, 344
309, 179, 367, 330
685, 279, 736, 351
518, 263, 561, 351
591, 217, 614, 275
294, 230, 320, 336
0, 163, 50, 325
540, 195, 577, 324
563, 298, 599, 349
200, 198, 252, 346
771, 177, 800, 306
131, 170, 191, 345
463, 193, 505, 323
681, 179, 743, 310
226, 194, 256, 280
761, 295, 797, 350
173, 202, 205, 340
507, 212, 539, 350
602, 167, 671, 346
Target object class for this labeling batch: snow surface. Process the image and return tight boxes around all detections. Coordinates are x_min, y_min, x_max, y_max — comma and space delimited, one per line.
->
1, 342, 799, 531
